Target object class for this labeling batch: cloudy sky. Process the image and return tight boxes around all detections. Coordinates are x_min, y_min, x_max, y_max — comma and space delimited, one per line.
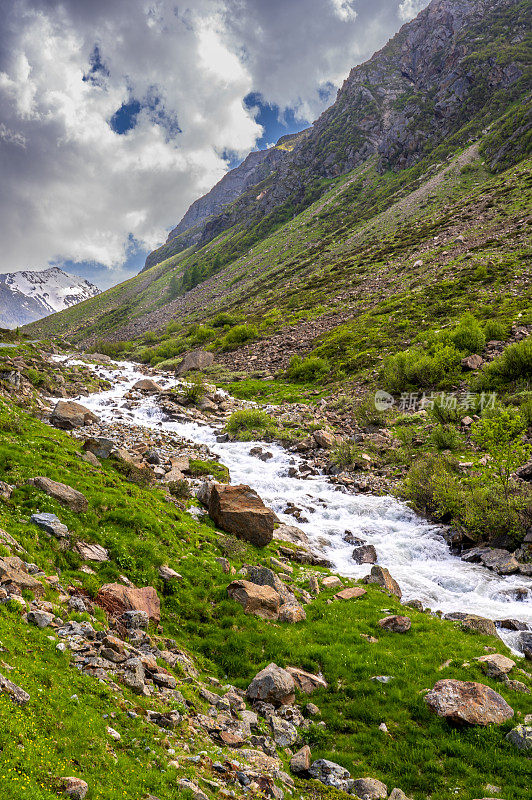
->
0, 0, 428, 289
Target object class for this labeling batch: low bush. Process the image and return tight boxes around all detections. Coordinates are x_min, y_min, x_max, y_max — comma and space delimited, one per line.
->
220, 324, 257, 351
430, 424, 462, 451
226, 409, 275, 439
182, 374, 206, 404
483, 318, 509, 341
475, 337, 532, 389
449, 312, 485, 354
286, 355, 330, 383
382, 343, 461, 392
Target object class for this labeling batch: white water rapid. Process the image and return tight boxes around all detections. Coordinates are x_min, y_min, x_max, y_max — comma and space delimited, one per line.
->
72, 359, 531, 654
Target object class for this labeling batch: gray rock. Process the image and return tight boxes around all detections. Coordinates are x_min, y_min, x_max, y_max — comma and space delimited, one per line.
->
61, 777, 89, 799
27, 609, 54, 628
270, 715, 298, 747
0, 671, 30, 705
309, 759, 350, 790
176, 349, 214, 375
290, 745, 311, 775
247, 663, 296, 707
352, 544, 378, 564
29, 477, 88, 513
350, 777, 388, 799
30, 512, 69, 538
505, 724, 532, 751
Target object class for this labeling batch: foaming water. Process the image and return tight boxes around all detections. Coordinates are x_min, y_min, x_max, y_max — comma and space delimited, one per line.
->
71, 359, 531, 653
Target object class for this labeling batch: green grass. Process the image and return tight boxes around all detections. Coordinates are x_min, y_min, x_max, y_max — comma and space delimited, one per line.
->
0, 391, 530, 799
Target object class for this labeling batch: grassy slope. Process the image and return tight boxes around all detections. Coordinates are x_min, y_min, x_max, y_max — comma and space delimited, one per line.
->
0, 390, 531, 799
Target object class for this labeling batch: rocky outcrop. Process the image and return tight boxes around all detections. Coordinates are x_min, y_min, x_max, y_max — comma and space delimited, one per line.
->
424, 679, 514, 725
207, 483, 277, 546
0, 555, 45, 596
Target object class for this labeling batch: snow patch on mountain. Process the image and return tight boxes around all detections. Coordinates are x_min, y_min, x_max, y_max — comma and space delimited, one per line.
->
0, 267, 100, 328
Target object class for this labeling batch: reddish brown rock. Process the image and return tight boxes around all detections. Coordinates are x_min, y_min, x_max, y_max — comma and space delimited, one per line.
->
424, 679, 514, 726
208, 483, 277, 546
290, 745, 311, 775
334, 586, 367, 601
30, 476, 88, 513
227, 579, 281, 619
96, 583, 160, 623
378, 615, 411, 633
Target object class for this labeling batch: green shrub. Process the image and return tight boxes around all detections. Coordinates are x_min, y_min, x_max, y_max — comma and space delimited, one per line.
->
167, 479, 191, 500
211, 312, 239, 327
483, 319, 508, 341
331, 440, 364, 468
430, 424, 462, 451
382, 344, 461, 392
226, 409, 275, 439
220, 324, 257, 351
475, 337, 532, 389
449, 312, 485, 354
287, 355, 330, 383
182, 374, 206, 404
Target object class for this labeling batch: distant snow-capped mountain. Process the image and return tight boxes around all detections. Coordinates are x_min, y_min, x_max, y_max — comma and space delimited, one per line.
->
0, 267, 101, 328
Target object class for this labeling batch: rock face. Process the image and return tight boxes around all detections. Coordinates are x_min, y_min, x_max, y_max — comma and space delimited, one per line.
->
96, 583, 160, 623
208, 483, 277, 546
176, 349, 214, 375
424, 679, 514, 726
30, 476, 88, 512
51, 401, 99, 430
227, 580, 281, 620
246, 663, 296, 706
363, 565, 402, 598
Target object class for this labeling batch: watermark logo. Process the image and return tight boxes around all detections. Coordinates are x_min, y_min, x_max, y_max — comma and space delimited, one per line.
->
374, 390, 395, 411
373, 390, 497, 413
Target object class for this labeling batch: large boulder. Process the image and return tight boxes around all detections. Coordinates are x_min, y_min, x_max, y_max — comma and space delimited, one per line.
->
272, 523, 310, 548
83, 437, 115, 459
96, 583, 160, 623
51, 401, 99, 430
308, 759, 351, 790
227, 580, 281, 620
290, 745, 311, 775
30, 477, 88, 513
350, 778, 388, 799
208, 483, 277, 546
424, 679, 514, 726
363, 565, 402, 599
247, 663, 296, 706
132, 378, 162, 393
476, 653, 515, 679
176, 349, 214, 375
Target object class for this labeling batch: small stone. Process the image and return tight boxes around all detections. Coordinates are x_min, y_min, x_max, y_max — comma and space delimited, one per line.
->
350, 777, 388, 799
61, 777, 89, 799
334, 586, 366, 601
27, 610, 54, 629
30, 512, 69, 539
321, 575, 343, 589
0, 671, 30, 705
